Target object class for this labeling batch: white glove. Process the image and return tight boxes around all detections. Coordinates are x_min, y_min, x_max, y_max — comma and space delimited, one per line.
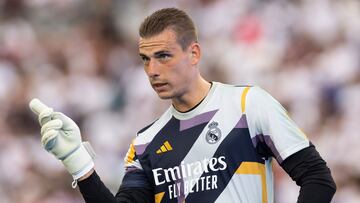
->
29, 99, 95, 181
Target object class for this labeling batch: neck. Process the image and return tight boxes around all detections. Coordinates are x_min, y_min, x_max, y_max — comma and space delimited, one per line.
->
172, 77, 211, 112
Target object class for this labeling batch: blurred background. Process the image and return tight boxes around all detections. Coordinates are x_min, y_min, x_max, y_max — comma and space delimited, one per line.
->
0, 0, 359, 202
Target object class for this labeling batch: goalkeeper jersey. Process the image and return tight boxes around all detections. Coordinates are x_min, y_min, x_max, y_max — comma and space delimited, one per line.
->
123, 82, 309, 203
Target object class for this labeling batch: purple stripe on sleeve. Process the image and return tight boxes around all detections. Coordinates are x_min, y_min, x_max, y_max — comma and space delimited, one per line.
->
235, 114, 248, 128
125, 166, 139, 172
134, 143, 149, 155
252, 134, 283, 163
179, 109, 218, 131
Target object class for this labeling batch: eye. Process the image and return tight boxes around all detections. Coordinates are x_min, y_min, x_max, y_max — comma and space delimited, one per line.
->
158, 53, 172, 61
140, 55, 150, 64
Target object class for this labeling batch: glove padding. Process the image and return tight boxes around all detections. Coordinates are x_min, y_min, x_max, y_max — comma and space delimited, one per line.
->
29, 99, 95, 180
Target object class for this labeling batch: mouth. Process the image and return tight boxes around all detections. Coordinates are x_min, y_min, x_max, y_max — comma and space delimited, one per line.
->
152, 82, 168, 91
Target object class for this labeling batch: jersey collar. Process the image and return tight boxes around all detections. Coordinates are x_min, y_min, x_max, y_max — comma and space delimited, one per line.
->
171, 82, 219, 120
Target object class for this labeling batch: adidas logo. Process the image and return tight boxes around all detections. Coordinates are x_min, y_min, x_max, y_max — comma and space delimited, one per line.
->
156, 141, 173, 154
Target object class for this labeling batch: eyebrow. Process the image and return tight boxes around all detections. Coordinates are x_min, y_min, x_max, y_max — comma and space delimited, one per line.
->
139, 50, 171, 58
139, 53, 149, 58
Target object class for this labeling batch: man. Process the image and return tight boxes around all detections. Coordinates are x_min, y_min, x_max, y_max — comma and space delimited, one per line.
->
30, 8, 336, 203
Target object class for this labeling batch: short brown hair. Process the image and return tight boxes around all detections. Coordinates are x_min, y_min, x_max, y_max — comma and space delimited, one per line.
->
139, 8, 198, 50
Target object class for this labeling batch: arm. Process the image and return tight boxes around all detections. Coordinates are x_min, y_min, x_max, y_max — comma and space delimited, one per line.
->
281, 144, 336, 203
78, 141, 154, 203
244, 87, 336, 202
78, 170, 154, 203
29, 99, 154, 203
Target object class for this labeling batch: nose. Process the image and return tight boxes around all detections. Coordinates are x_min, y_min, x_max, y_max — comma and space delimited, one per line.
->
146, 58, 160, 78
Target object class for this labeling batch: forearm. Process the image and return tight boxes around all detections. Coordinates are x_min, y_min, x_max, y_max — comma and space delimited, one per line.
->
281, 145, 336, 203
297, 182, 336, 203
78, 170, 154, 203
78, 170, 118, 203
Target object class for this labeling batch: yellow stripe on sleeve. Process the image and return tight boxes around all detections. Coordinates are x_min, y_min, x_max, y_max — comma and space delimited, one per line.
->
241, 87, 251, 113
125, 143, 136, 164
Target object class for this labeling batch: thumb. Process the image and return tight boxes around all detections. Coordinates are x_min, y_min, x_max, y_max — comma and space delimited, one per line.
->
29, 98, 51, 116
29, 98, 54, 126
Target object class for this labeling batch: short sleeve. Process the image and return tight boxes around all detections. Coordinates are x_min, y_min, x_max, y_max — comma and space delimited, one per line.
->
121, 142, 152, 189
245, 86, 310, 164
124, 142, 143, 172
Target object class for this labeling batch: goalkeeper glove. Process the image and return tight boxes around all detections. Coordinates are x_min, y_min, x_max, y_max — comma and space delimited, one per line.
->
29, 99, 95, 186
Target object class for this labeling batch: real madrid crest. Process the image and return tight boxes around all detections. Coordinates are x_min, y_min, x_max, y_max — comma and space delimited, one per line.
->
206, 121, 222, 144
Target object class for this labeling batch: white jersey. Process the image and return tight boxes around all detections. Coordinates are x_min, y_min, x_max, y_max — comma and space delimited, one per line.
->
124, 82, 309, 203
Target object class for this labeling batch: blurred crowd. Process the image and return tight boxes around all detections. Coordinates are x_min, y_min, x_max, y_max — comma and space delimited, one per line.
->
0, 0, 359, 202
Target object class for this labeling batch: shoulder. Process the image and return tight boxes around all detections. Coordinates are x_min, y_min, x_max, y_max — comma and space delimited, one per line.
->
134, 107, 173, 144
215, 82, 253, 95
137, 120, 157, 135
245, 86, 281, 109
218, 82, 256, 101
217, 84, 275, 114
215, 82, 253, 89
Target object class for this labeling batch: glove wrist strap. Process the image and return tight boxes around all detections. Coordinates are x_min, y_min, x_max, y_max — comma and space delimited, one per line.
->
62, 143, 94, 179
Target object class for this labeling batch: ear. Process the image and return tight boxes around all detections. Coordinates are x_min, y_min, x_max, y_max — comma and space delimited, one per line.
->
189, 42, 201, 65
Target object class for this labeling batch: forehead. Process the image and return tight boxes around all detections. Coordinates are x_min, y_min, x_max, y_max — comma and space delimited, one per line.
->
139, 29, 181, 54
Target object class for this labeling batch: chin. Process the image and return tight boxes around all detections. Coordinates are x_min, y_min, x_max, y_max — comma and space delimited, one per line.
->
156, 91, 174, 100
157, 94, 173, 100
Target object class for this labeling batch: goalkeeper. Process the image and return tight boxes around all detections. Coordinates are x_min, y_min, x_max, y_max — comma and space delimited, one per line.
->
30, 7, 336, 203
